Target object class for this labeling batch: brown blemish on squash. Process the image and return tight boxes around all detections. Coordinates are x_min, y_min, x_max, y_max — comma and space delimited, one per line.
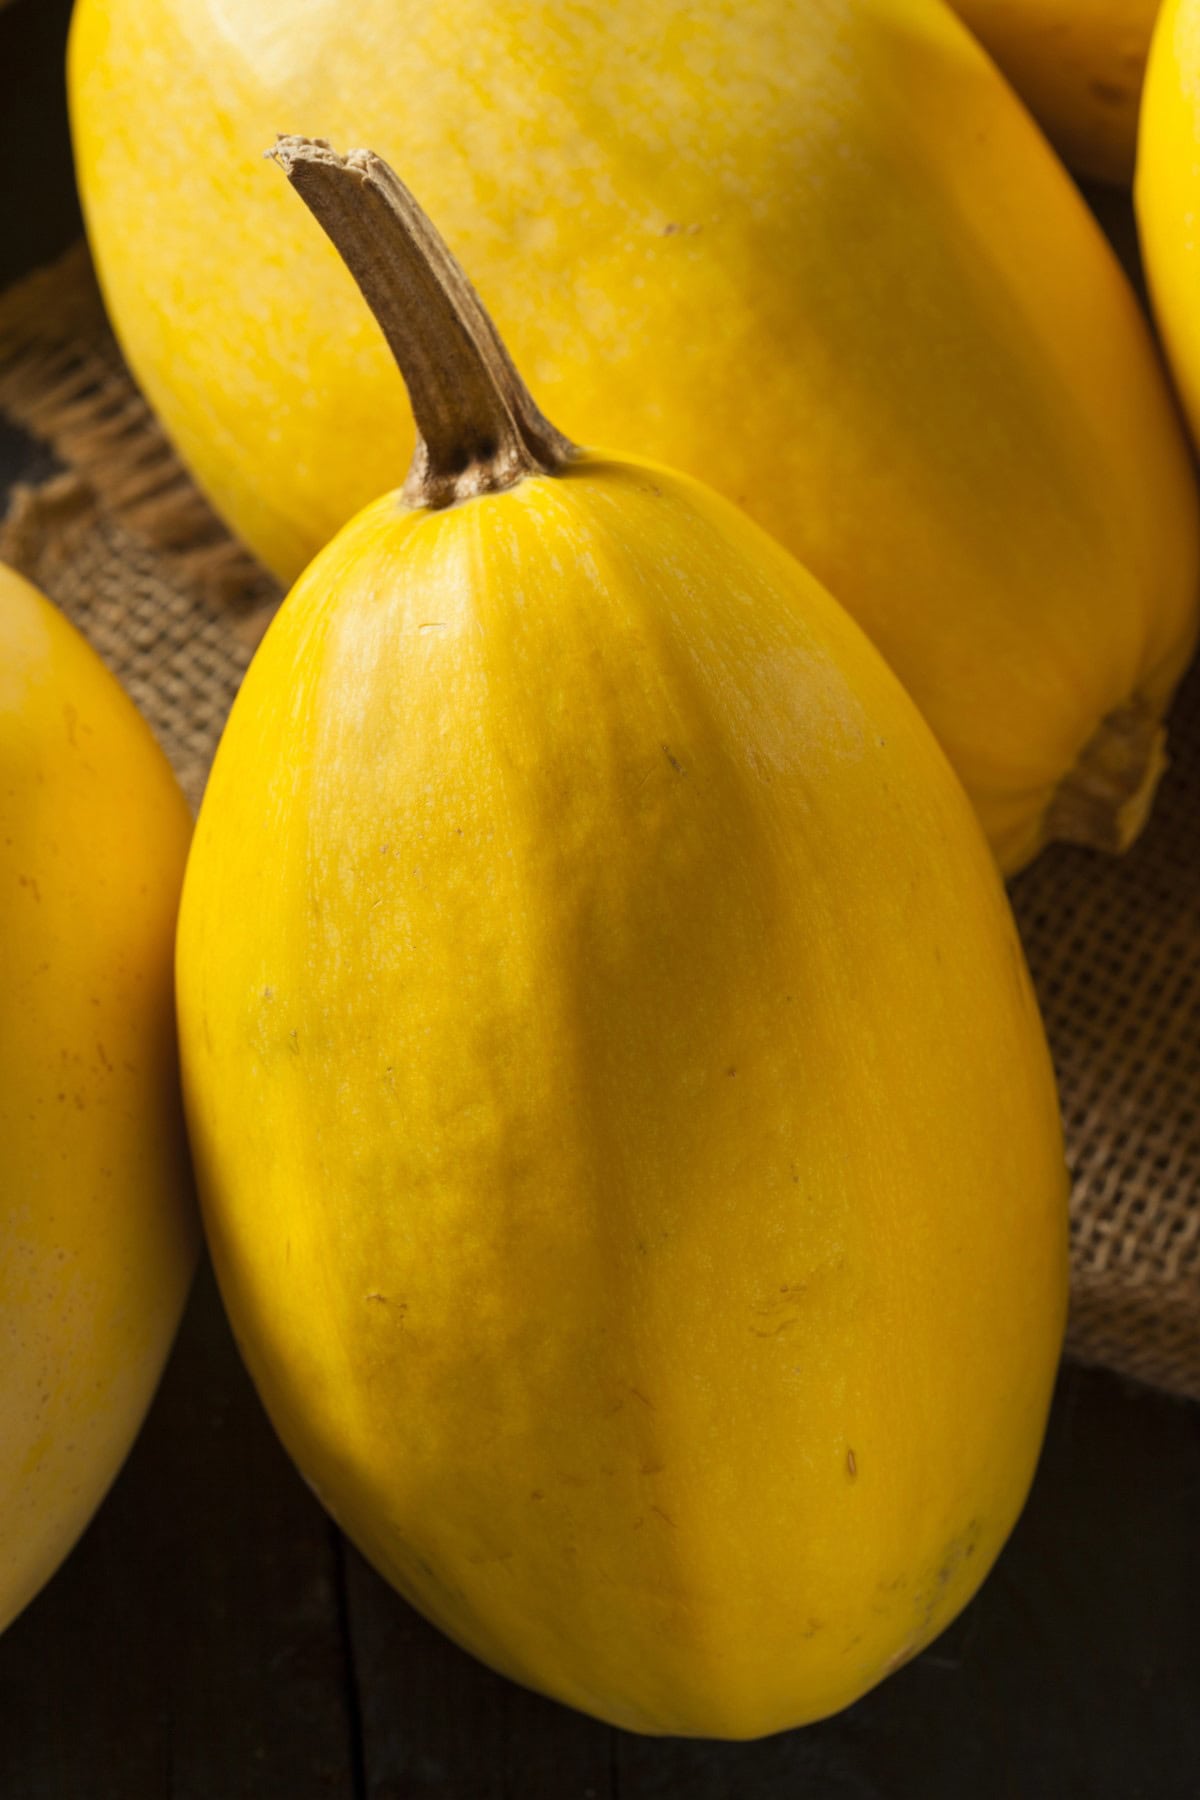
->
752, 1284, 805, 1315
750, 1316, 798, 1337
847, 1448, 858, 1477
912, 1518, 983, 1632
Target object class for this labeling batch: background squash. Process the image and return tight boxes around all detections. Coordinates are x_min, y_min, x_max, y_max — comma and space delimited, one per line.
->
1136, 0, 1200, 454
68, 0, 1200, 873
950, 0, 1161, 185
0, 562, 196, 1634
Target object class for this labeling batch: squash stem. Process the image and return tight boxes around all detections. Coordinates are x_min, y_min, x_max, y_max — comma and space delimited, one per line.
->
270, 136, 577, 510
1044, 696, 1168, 855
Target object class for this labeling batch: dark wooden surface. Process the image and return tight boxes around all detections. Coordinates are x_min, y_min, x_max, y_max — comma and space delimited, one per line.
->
4, 3, 1200, 1791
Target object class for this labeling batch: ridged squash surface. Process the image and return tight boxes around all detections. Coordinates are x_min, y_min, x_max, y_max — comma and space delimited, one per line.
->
1, 564, 196, 1633
177, 457, 1069, 1737
69, 0, 1200, 871
951, 0, 1161, 184
1137, 0, 1200, 450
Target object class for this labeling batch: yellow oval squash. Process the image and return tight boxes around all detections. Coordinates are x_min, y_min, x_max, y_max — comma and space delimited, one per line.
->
1137, 0, 1200, 450
69, 0, 1200, 873
0, 563, 197, 1634
176, 144, 1069, 1738
950, 0, 1161, 185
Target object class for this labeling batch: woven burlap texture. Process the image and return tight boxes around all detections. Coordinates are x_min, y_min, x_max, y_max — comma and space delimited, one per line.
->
2, 246, 1198, 1399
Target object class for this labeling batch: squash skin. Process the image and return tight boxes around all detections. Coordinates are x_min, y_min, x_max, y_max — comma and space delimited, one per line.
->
0, 564, 197, 1634
176, 458, 1069, 1737
69, 0, 1200, 874
950, 0, 1160, 185
1137, 0, 1200, 453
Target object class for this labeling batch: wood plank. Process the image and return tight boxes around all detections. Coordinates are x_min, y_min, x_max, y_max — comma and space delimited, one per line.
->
0, 1262, 359, 1799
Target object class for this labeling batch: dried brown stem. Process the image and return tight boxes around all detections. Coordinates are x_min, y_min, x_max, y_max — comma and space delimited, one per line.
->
1045, 697, 1168, 855
270, 136, 577, 510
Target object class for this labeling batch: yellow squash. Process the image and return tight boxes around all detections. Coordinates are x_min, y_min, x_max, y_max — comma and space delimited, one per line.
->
1, 564, 196, 1634
69, 0, 1200, 873
950, 0, 1161, 184
1136, 0, 1200, 450
176, 143, 1069, 1738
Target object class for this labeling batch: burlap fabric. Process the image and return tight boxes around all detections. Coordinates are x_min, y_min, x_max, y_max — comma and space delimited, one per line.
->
2, 245, 1198, 1399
